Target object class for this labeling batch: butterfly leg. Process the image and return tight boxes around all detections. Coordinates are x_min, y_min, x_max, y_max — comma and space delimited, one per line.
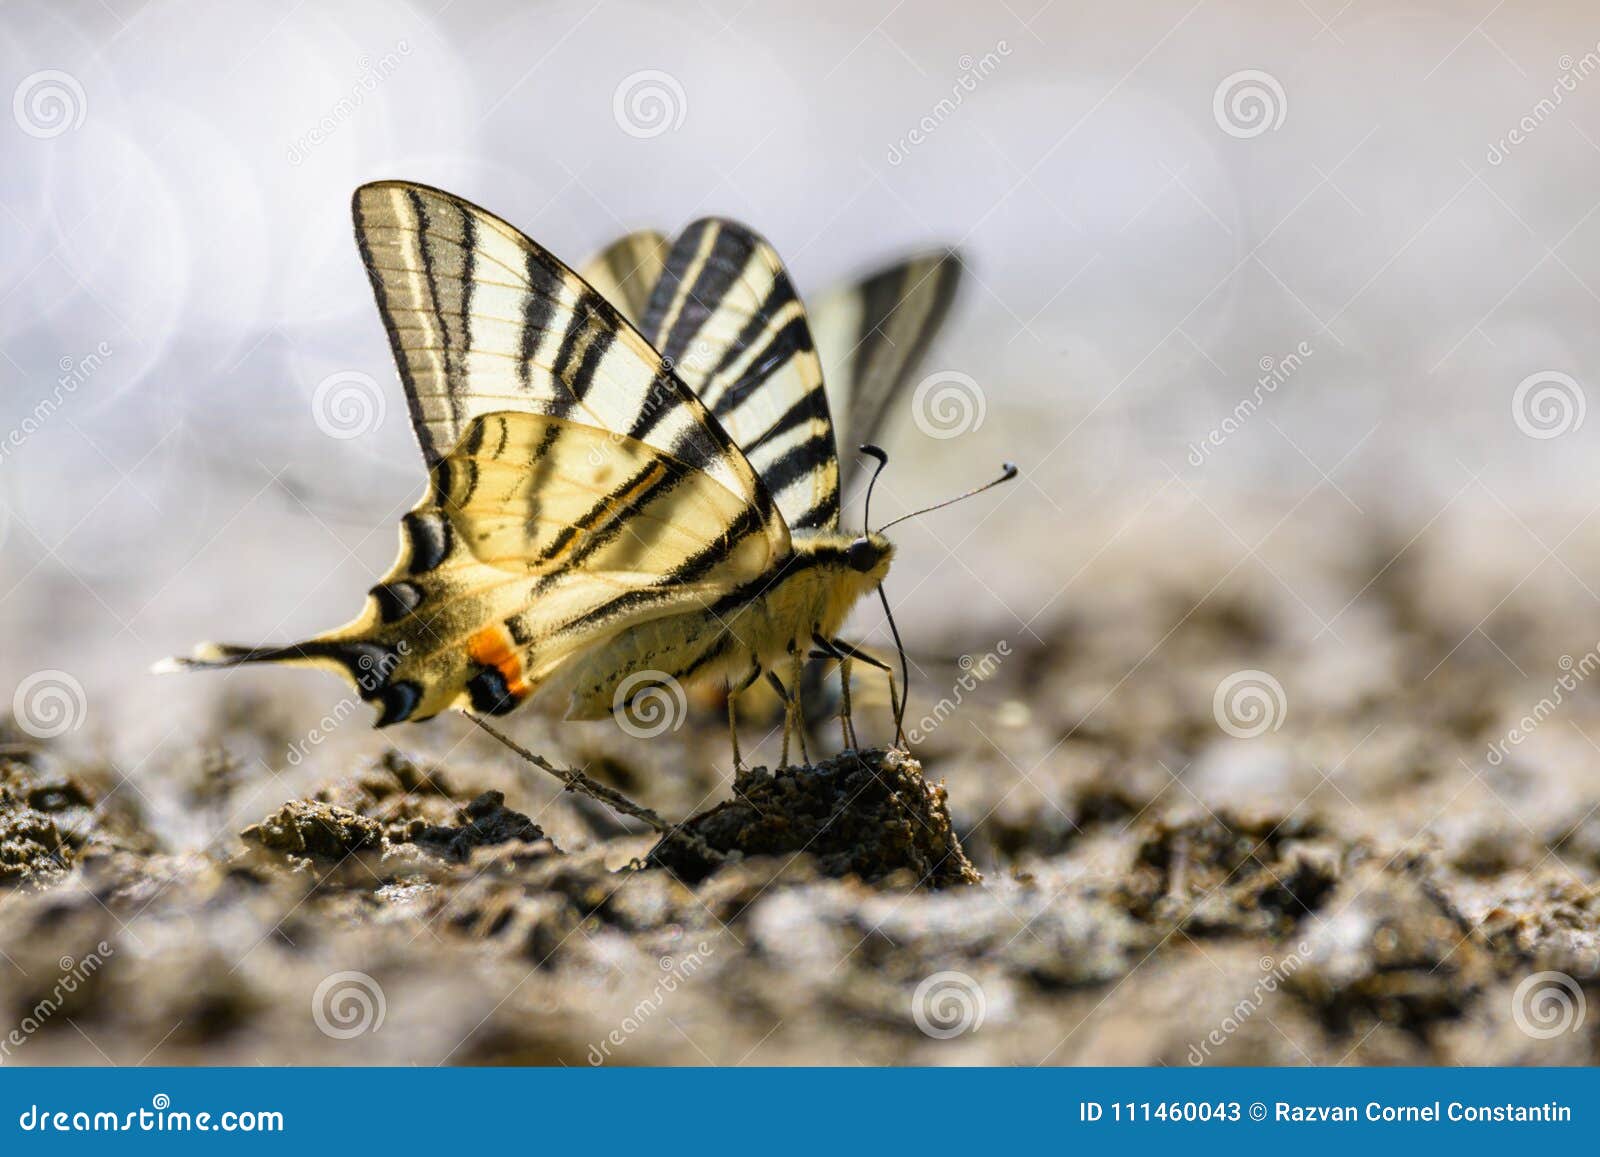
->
766, 671, 793, 768
818, 636, 891, 671
810, 634, 860, 750
725, 679, 744, 773
789, 647, 810, 766
889, 672, 905, 749
838, 657, 856, 750
819, 637, 902, 748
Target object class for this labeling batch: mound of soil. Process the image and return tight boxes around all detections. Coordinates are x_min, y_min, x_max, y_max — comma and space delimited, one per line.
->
242, 800, 383, 859
648, 748, 980, 888
240, 761, 557, 867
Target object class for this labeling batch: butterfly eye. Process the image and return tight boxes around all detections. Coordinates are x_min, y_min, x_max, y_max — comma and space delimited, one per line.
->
847, 537, 878, 573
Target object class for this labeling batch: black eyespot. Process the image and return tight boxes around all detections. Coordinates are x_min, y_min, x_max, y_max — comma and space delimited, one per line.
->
847, 537, 877, 573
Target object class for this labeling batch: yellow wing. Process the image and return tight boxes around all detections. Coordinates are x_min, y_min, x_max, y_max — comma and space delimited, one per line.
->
159, 182, 789, 725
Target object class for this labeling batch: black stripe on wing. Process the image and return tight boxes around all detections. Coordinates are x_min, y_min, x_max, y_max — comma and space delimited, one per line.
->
640, 218, 840, 533
821, 251, 962, 488
642, 221, 747, 368
351, 183, 782, 545
580, 230, 670, 327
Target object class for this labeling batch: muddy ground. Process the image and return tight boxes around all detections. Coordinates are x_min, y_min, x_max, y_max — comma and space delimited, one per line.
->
5, 521, 1600, 1067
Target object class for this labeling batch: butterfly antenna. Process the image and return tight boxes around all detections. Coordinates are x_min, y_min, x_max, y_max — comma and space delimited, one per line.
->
877, 462, 1018, 533
859, 444, 890, 535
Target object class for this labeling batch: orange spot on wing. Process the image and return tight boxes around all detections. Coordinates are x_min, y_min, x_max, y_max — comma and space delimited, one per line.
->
468, 626, 529, 698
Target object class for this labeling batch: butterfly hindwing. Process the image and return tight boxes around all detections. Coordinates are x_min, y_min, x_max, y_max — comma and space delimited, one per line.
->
438, 412, 779, 584
382, 410, 784, 720
809, 251, 962, 488
639, 218, 841, 533
578, 229, 670, 328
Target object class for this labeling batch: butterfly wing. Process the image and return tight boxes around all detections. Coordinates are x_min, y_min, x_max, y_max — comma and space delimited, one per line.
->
162, 182, 788, 725
353, 183, 761, 492
639, 218, 841, 532
809, 251, 962, 489
578, 229, 670, 327
405, 410, 784, 721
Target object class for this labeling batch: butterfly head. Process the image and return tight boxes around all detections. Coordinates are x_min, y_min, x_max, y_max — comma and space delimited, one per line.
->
846, 531, 894, 580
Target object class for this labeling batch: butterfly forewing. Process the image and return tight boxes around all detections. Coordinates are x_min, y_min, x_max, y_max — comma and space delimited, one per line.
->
639, 218, 841, 533
353, 182, 766, 517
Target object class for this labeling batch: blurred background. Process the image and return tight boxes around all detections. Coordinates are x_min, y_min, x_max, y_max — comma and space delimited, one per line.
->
5, 0, 1600, 841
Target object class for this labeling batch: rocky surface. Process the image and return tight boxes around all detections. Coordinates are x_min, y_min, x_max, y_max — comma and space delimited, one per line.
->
5, 535, 1600, 1066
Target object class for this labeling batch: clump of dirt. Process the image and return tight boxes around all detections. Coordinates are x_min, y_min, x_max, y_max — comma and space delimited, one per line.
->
315, 749, 463, 830
241, 755, 555, 867
0, 754, 147, 885
428, 847, 661, 966
0, 792, 71, 885
407, 790, 550, 863
1445, 875, 1600, 972
1115, 808, 1346, 935
648, 747, 980, 888
1288, 856, 1490, 1034
241, 800, 382, 859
